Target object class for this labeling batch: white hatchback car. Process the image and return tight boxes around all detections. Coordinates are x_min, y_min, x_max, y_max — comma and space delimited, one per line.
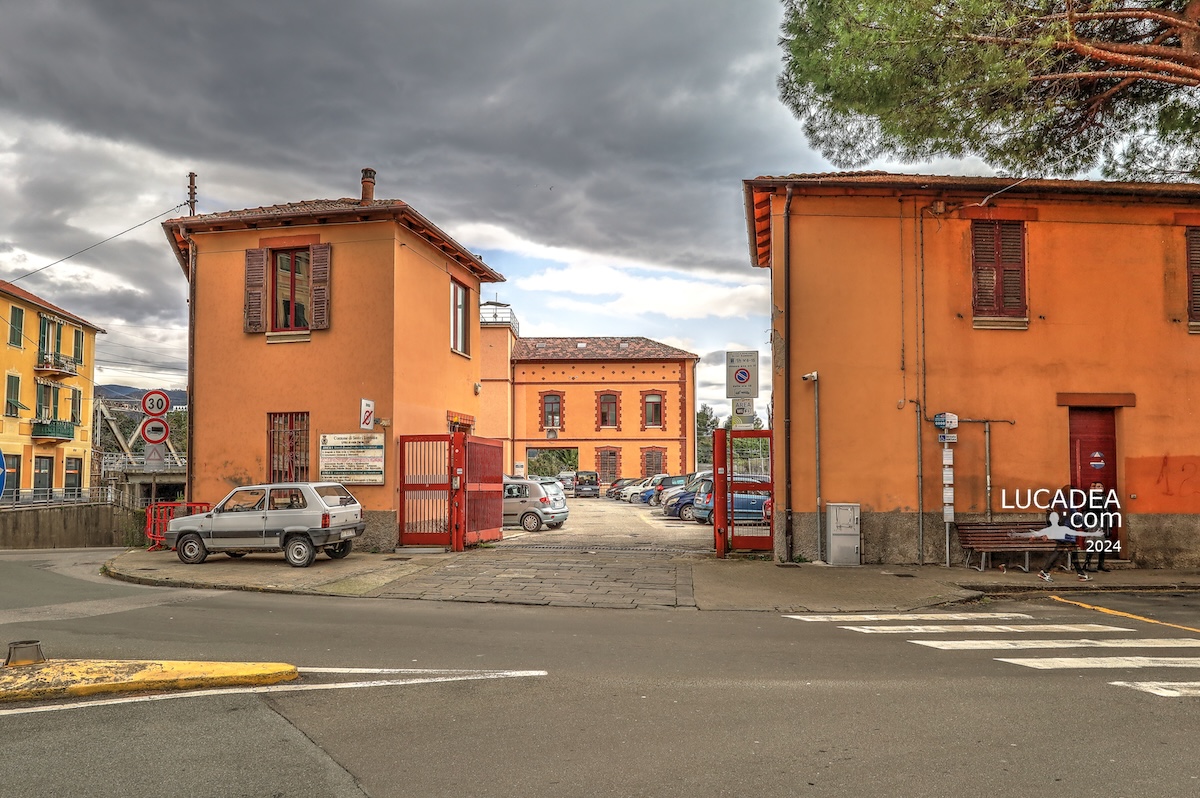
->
164, 482, 366, 567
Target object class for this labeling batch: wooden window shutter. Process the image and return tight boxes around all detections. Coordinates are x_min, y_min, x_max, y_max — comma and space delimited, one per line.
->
1188, 228, 1200, 322
972, 221, 1026, 317
310, 243, 331, 330
244, 248, 267, 333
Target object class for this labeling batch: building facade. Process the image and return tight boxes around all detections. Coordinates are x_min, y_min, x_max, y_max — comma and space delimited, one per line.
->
0, 281, 102, 502
162, 169, 503, 549
479, 306, 698, 481
745, 172, 1200, 567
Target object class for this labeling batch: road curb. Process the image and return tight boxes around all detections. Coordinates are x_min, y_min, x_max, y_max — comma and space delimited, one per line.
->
0, 659, 298, 703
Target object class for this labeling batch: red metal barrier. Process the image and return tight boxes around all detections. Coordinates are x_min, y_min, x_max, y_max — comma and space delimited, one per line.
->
145, 502, 211, 551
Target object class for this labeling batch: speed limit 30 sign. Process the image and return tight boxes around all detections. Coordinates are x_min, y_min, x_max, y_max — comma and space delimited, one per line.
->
141, 390, 172, 417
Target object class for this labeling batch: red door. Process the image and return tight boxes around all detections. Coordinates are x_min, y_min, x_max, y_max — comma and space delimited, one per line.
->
1068, 408, 1122, 551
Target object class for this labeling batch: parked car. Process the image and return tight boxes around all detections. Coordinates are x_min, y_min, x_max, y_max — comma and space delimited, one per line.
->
556, 471, 576, 492
663, 480, 707, 521
573, 470, 600, 498
649, 474, 688, 506
660, 471, 712, 510
618, 477, 653, 502
637, 485, 658, 504
504, 478, 569, 531
691, 478, 772, 525
165, 482, 366, 567
606, 477, 637, 498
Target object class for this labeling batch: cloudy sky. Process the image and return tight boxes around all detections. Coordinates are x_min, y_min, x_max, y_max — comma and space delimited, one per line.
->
0, 1, 980, 421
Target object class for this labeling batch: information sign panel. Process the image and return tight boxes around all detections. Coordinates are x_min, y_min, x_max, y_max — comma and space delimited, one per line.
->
319, 433, 385, 484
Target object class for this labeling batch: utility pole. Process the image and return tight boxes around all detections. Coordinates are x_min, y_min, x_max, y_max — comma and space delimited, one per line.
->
187, 172, 197, 215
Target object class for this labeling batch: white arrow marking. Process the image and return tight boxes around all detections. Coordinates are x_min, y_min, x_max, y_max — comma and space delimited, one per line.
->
841, 624, 1132, 634
1110, 681, 1200, 697
913, 638, 1200, 650
997, 656, 1200, 670
785, 613, 1032, 622
0, 668, 547, 717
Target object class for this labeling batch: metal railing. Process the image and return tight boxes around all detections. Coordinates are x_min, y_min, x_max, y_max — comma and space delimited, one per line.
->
101, 452, 187, 473
31, 420, 75, 440
479, 303, 520, 335
0, 485, 115, 507
34, 350, 79, 375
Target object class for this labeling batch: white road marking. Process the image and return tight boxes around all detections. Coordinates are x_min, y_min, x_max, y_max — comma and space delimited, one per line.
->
997, 656, 1200, 670
913, 638, 1200, 650
784, 613, 1032, 622
840, 624, 1132, 634
0, 668, 548, 717
1110, 681, 1200, 697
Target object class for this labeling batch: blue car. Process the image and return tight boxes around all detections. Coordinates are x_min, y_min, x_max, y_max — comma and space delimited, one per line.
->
663, 482, 704, 521
637, 486, 658, 504
692, 479, 771, 525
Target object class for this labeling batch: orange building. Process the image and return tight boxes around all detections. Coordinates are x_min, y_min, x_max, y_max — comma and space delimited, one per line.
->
163, 169, 503, 549
478, 305, 698, 482
745, 172, 1200, 567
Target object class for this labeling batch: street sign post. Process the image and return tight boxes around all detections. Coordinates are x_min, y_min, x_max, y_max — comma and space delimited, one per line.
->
144, 443, 166, 472
725, 351, 759, 399
141, 390, 171, 417
141, 417, 170, 445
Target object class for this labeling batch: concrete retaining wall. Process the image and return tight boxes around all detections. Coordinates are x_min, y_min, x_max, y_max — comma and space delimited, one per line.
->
777, 510, 1199, 568
0, 504, 146, 549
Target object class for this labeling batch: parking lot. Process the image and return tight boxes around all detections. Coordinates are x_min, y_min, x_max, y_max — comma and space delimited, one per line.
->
495, 491, 715, 552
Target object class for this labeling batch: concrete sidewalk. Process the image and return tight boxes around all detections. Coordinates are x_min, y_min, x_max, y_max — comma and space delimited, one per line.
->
104, 548, 1200, 613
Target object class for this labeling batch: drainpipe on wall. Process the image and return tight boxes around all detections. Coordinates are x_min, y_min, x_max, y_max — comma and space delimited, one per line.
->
782, 186, 794, 561
185, 231, 197, 503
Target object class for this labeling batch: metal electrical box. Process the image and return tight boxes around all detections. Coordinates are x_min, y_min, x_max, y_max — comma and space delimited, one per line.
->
826, 503, 861, 566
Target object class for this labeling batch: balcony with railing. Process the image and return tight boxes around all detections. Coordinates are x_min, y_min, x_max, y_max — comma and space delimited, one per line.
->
31, 420, 75, 441
479, 302, 519, 335
34, 350, 79, 377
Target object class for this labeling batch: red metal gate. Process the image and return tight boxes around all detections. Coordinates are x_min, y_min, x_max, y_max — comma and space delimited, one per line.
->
397, 433, 503, 551
712, 428, 773, 557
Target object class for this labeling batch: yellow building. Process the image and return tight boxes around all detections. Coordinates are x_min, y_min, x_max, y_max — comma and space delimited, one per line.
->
0, 280, 103, 501
479, 304, 699, 481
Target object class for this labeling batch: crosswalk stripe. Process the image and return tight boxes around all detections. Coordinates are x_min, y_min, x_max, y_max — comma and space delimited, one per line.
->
840, 624, 1132, 634
997, 656, 1200, 669
783, 613, 1031, 622
1109, 681, 1200, 697
912, 638, 1200, 650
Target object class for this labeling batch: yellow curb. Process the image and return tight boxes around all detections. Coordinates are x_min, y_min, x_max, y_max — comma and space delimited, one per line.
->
0, 659, 298, 703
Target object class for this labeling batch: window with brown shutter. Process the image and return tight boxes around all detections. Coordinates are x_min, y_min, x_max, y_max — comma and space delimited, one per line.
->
245, 244, 331, 334
971, 220, 1028, 327
310, 243, 331, 330
244, 248, 267, 333
1187, 227, 1200, 330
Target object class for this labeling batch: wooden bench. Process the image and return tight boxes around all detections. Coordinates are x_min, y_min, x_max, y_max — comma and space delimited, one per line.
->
955, 521, 1065, 572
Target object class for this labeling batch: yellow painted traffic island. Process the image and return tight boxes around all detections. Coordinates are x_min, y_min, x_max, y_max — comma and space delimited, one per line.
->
0, 659, 299, 703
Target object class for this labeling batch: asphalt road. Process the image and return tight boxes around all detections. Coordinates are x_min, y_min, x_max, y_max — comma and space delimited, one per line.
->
1, 548, 1198, 798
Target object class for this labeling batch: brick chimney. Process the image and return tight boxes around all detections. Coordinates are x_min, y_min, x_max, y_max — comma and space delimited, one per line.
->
360, 168, 376, 205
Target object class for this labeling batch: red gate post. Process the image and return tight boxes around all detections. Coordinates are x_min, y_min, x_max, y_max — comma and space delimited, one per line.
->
450, 432, 466, 552
713, 428, 728, 558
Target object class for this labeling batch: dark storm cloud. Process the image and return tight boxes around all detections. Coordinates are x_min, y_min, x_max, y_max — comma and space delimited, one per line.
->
0, 1, 819, 267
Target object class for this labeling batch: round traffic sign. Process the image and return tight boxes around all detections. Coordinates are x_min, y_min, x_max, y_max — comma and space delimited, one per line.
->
141, 390, 172, 417
141, 417, 170, 445
734, 368, 751, 384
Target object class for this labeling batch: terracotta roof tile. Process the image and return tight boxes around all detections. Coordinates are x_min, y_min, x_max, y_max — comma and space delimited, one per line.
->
0, 280, 104, 332
162, 197, 503, 283
512, 336, 697, 361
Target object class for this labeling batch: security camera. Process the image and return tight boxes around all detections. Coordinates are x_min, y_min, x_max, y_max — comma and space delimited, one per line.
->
801, 371, 818, 381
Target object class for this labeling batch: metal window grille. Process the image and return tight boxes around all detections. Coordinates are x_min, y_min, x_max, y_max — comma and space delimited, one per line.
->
268, 412, 310, 482
644, 450, 663, 476
598, 450, 617, 483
